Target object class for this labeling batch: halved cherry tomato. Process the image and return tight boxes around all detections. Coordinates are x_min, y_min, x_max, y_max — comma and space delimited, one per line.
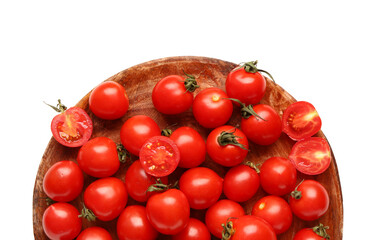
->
76, 227, 112, 240
139, 136, 180, 177
47, 100, 93, 147
172, 218, 211, 240
293, 224, 330, 240
289, 137, 331, 175
282, 101, 322, 140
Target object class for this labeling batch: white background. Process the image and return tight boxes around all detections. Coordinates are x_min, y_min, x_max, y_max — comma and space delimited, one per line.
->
1, 0, 366, 239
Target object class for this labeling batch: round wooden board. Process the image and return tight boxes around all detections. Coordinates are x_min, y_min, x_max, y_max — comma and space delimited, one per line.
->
33, 56, 343, 239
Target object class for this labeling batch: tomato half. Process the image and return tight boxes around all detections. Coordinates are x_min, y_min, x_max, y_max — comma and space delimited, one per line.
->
293, 224, 330, 240
76, 227, 112, 240
42, 202, 82, 240
192, 87, 233, 128
282, 101, 322, 140
289, 137, 331, 175
89, 81, 129, 120
172, 218, 211, 240
139, 136, 180, 177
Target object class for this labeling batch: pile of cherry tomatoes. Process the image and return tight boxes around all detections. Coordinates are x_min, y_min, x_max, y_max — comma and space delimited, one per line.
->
41, 60, 332, 240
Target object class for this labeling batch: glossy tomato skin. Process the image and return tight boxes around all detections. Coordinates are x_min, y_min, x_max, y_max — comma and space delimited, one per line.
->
251, 195, 293, 234
77, 137, 120, 178
51, 107, 93, 147
223, 164, 259, 202
42, 202, 82, 240
43, 160, 84, 202
282, 101, 322, 141
192, 87, 233, 128
170, 127, 206, 168
230, 215, 277, 240
226, 68, 266, 105
207, 125, 249, 167
179, 167, 223, 209
76, 227, 112, 240
89, 81, 129, 120
293, 228, 325, 240
241, 104, 282, 145
139, 136, 180, 177
289, 137, 331, 175
117, 205, 158, 240
260, 157, 297, 196
125, 160, 168, 202
172, 218, 211, 240
289, 180, 329, 221
84, 177, 128, 221
120, 115, 161, 156
205, 199, 245, 238
146, 189, 190, 235
152, 75, 193, 114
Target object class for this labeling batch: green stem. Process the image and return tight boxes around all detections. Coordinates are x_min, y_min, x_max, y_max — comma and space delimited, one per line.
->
116, 144, 130, 163
43, 99, 67, 113
221, 218, 237, 240
238, 60, 275, 82
225, 98, 266, 121
245, 161, 260, 174
291, 179, 305, 200
312, 223, 330, 239
217, 129, 249, 151
183, 70, 200, 92
79, 204, 97, 222
161, 128, 173, 137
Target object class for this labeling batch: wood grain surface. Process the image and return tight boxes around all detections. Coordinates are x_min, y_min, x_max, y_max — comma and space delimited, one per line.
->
33, 56, 343, 239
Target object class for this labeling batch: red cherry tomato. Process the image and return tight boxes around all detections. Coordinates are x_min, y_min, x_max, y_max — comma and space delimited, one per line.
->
225, 62, 267, 105
289, 137, 331, 175
205, 199, 245, 238
43, 160, 84, 202
240, 104, 282, 145
152, 74, 198, 114
89, 81, 129, 120
76, 227, 112, 240
125, 160, 168, 202
289, 180, 329, 221
170, 127, 206, 168
206, 125, 249, 167
179, 167, 223, 209
83, 177, 128, 221
48, 100, 93, 147
225, 215, 277, 240
139, 136, 180, 177
117, 205, 158, 240
293, 224, 330, 240
260, 157, 297, 196
282, 101, 322, 141
120, 115, 161, 156
146, 189, 190, 235
223, 164, 259, 202
192, 87, 233, 128
251, 195, 293, 234
42, 202, 82, 240
77, 137, 120, 178
172, 218, 211, 240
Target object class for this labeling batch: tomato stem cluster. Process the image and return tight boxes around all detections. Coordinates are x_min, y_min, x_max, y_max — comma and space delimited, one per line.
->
245, 161, 261, 173
183, 70, 200, 93
225, 98, 266, 121
221, 218, 237, 240
44, 99, 67, 113
116, 144, 130, 163
217, 129, 249, 150
312, 223, 330, 239
240, 60, 275, 82
79, 204, 97, 222
291, 179, 305, 200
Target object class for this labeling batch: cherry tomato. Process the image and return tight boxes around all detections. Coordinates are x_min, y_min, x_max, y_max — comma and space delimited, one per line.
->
206, 125, 248, 167
89, 81, 129, 120
205, 199, 245, 238
224, 215, 277, 240
43, 160, 84, 202
117, 205, 158, 240
179, 167, 223, 209
120, 115, 161, 156
192, 87, 233, 128
152, 74, 198, 114
125, 160, 168, 202
146, 189, 190, 235
293, 224, 330, 240
170, 127, 206, 168
42, 202, 82, 240
251, 195, 293, 234
77, 137, 120, 178
225, 61, 269, 105
260, 157, 297, 196
83, 177, 128, 221
139, 136, 180, 177
282, 101, 322, 141
289, 137, 331, 175
223, 164, 259, 202
240, 104, 282, 145
172, 218, 211, 240
289, 180, 329, 221
47, 100, 93, 147
76, 227, 112, 240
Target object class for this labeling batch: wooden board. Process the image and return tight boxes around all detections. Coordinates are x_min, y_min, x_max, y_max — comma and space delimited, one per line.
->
33, 56, 343, 239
